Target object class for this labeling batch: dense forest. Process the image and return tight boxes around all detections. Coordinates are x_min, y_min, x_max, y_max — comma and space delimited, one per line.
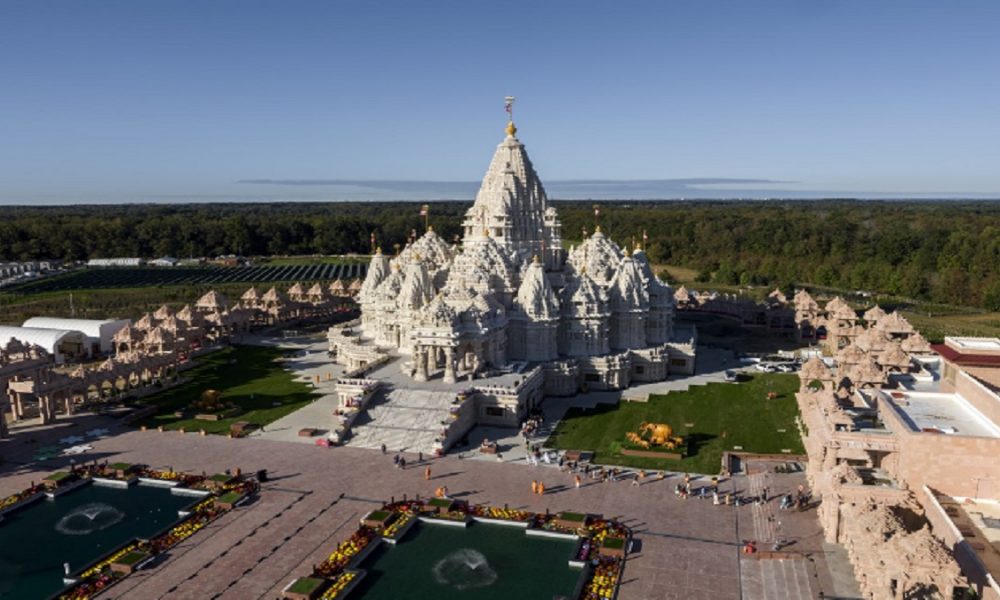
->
2, 200, 999, 310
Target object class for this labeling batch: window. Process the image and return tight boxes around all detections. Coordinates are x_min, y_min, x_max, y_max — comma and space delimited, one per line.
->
634, 366, 645, 374
485, 406, 504, 417
585, 373, 600, 382
670, 358, 687, 367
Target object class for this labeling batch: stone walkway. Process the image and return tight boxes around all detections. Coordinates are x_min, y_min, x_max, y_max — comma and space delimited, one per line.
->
741, 556, 815, 600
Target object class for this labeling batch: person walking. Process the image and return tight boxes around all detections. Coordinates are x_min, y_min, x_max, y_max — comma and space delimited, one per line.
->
381, 443, 387, 454
538, 482, 546, 495
425, 465, 432, 481
574, 474, 582, 489
532, 480, 538, 495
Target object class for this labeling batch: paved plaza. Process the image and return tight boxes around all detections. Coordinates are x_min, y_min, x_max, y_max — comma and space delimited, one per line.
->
0, 335, 864, 599
1, 407, 862, 600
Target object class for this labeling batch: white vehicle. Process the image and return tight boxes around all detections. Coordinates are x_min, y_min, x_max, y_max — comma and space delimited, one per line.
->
755, 363, 777, 373
724, 370, 738, 382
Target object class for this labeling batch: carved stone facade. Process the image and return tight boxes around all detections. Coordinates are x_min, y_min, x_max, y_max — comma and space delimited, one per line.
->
332, 121, 695, 392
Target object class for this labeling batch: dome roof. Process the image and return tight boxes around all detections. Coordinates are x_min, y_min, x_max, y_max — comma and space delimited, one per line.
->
562, 272, 609, 317
395, 229, 455, 274
794, 289, 819, 311
372, 266, 405, 303
399, 258, 434, 311
610, 256, 649, 311
360, 250, 391, 303
567, 228, 624, 286
445, 234, 515, 296
515, 258, 559, 320
419, 294, 459, 328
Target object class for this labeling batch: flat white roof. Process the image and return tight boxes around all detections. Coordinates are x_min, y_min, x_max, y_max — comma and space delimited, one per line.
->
890, 390, 1000, 439
946, 337, 1000, 351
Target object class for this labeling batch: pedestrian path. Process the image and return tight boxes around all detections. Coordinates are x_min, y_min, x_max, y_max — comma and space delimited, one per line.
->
746, 471, 778, 542
740, 556, 814, 600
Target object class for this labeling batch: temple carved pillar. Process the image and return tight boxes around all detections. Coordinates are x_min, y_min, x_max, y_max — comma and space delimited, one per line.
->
13, 392, 24, 420
414, 346, 428, 382
39, 396, 53, 424
64, 395, 74, 416
443, 347, 456, 384
0, 385, 8, 438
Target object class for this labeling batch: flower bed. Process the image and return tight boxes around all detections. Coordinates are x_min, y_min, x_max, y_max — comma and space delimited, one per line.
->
380, 513, 412, 541
284, 496, 628, 600
319, 570, 361, 599
0, 483, 45, 514
313, 528, 377, 578
582, 557, 622, 600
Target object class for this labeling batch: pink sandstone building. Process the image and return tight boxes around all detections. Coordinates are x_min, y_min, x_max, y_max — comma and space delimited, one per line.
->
795, 300, 1000, 600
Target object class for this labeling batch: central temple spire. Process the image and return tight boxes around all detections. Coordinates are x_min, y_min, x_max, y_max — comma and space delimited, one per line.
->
462, 97, 561, 268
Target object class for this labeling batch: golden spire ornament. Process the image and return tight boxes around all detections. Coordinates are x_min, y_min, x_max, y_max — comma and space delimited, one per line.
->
504, 96, 516, 136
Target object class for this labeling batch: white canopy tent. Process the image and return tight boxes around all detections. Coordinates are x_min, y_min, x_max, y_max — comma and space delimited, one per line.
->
22, 317, 130, 354
0, 326, 87, 364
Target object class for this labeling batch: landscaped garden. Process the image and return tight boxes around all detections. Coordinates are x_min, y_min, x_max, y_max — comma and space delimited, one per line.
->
136, 345, 317, 434
283, 497, 630, 600
548, 373, 804, 473
0, 463, 257, 599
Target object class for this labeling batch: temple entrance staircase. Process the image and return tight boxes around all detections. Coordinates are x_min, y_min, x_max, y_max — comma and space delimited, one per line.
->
346, 388, 455, 454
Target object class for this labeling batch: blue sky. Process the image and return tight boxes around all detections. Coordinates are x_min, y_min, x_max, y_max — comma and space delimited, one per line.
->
2, 0, 999, 204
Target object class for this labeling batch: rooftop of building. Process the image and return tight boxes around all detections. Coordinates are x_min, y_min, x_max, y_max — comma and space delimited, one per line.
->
933, 337, 1000, 367
883, 389, 1000, 439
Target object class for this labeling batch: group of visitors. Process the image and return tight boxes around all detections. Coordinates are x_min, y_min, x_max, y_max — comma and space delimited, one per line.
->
520, 409, 545, 438
779, 484, 811, 511
377, 444, 431, 472
530, 480, 546, 495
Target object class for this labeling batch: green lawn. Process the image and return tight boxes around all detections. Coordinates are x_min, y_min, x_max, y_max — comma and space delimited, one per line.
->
547, 373, 804, 474
137, 345, 317, 434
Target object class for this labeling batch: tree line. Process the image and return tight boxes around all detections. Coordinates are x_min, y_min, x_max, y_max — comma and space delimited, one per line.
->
2, 200, 999, 310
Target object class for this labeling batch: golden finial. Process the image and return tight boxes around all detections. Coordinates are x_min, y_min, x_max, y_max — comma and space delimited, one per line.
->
532, 254, 540, 264
375, 246, 383, 255
427, 224, 434, 232
504, 96, 516, 137
594, 224, 602, 234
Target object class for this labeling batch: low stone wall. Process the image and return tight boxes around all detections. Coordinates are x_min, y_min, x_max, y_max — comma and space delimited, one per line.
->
620, 448, 682, 460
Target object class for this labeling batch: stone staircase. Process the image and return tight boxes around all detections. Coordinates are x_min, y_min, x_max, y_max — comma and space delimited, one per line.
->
346, 388, 455, 454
